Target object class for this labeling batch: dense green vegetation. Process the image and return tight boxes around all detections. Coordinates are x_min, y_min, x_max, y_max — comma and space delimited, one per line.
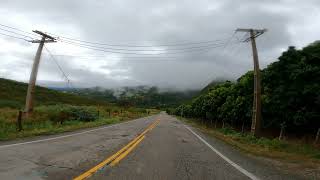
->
170, 41, 320, 140
0, 78, 106, 109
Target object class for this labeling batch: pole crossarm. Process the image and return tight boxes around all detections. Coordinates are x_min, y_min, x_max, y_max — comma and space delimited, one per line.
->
32, 30, 56, 40
236, 28, 267, 42
29, 40, 56, 43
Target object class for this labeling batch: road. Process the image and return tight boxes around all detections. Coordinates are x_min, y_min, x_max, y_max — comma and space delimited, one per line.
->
0, 112, 305, 180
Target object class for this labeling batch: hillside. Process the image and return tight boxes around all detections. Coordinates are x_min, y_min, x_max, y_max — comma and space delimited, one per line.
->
0, 78, 105, 109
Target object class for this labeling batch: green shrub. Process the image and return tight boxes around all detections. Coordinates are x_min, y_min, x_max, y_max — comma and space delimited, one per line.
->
34, 105, 99, 124
219, 127, 238, 135
0, 117, 16, 138
0, 100, 22, 109
68, 106, 99, 122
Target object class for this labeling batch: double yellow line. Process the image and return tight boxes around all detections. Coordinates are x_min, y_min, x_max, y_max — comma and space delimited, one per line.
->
74, 119, 160, 180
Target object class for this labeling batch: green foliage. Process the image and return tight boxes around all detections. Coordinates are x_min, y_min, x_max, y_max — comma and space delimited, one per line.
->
174, 42, 320, 135
34, 105, 99, 124
262, 45, 320, 132
0, 104, 150, 140
0, 100, 22, 109
212, 126, 320, 160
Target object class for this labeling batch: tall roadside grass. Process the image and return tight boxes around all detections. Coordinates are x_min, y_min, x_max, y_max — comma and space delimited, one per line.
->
0, 105, 156, 140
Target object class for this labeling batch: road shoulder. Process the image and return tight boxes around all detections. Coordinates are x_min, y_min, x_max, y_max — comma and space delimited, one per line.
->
179, 116, 320, 180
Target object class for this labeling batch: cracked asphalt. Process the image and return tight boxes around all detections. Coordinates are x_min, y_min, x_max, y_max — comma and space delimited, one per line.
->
0, 112, 310, 180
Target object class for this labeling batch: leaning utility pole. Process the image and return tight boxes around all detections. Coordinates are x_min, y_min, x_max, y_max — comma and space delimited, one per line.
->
25, 30, 56, 117
236, 28, 267, 137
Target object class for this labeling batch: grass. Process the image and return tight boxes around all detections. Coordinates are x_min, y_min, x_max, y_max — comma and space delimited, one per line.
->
0, 117, 120, 140
0, 78, 108, 109
0, 105, 157, 141
178, 117, 320, 166
0, 78, 161, 141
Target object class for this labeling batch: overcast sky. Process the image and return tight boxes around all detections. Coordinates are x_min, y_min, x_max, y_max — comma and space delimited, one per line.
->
0, 0, 319, 90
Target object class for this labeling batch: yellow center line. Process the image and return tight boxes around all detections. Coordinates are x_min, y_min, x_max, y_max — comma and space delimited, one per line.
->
73, 119, 160, 180
110, 135, 146, 166
149, 121, 159, 131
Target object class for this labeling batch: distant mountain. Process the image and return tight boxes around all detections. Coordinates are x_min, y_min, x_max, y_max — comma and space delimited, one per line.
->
64, 86, 200, 108
0, 78, 106, 109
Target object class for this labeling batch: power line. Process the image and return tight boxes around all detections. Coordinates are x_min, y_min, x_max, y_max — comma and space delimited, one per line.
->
42, 55, 187, 61
44, 54, 180, 59
0, 23, 40, 38
0, 23, 234, 55
52, 32, 230, 47
60, 40, 226, 55
44, 46, 74, 88
221, 32, 249, 58
0, 23, 235, 50
0, 27, 35, 40
0, 32, 30, 42
59, 38, 227, 52
220, 31, 237, 55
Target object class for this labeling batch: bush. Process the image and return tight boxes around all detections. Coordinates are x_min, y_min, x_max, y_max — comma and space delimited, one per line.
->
0, 100, 22, 109
0, 117, 16, 138
219, 127, 237, 135
68, 106, 99, 122
34, 105, 99, 124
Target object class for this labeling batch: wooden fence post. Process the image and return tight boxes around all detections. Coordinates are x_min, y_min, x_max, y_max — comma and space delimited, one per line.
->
314, 128, 320, 145
16, 110, 23, 131
279, 123, 286, 140
241, 121, 245, 133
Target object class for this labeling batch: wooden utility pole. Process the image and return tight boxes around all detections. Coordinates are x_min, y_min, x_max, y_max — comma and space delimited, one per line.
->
25, 30, 56, 117
236, 28, 267, 137
180, 106, 184, 118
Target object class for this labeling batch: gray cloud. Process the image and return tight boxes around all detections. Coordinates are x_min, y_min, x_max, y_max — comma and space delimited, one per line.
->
0, 0, 319, 90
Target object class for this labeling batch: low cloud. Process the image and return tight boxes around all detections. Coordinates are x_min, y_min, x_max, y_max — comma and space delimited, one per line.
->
0, 0, 319, 89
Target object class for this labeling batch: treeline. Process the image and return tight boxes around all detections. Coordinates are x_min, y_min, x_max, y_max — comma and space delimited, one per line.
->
117, 87, 199, 108
168, 41, 320, 139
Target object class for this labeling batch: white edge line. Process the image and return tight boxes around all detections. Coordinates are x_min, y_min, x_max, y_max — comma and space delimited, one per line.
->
184, 125, 260, 180
0, 117, 147, 149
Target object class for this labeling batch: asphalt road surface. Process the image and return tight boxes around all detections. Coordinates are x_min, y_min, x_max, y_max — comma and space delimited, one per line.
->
0, 112, 306, 180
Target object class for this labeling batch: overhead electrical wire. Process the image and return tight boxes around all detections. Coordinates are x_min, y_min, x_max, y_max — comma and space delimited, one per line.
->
0, 23, 239, 56
0, 32, 30, 42
44, 45, 74, 88
220, 31, 237, 55
0, 23, 41, 39
60, 40, 226, 55
46, 54, 180, 59
228, 32, 252, 57
0, 23, 240, 58
43, 54, 187, 61
50, 31, 230, 47
59, 38, 228, 52
0, 27, 36, 40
